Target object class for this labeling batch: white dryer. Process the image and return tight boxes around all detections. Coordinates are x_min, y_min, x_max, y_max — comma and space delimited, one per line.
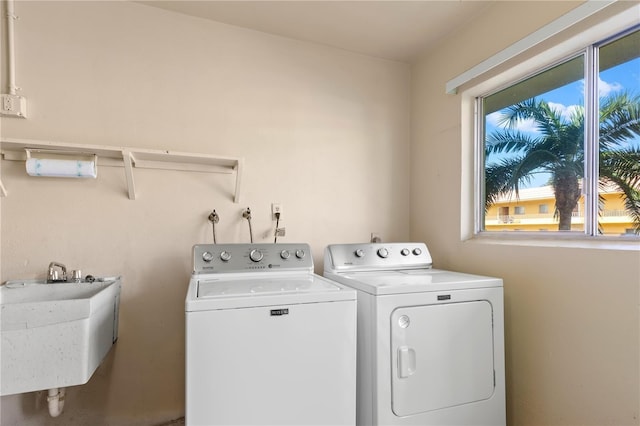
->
324, 242, 505, 426
186, 243, 357, 426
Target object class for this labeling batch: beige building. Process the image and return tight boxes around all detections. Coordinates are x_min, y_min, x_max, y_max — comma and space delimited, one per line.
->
486, 184, 638, 235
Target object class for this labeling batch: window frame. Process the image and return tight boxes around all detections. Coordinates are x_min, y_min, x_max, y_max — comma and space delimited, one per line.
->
460, 4, 640, 250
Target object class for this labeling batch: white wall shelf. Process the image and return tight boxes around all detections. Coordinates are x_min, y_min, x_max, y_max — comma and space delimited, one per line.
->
0, 138, 243, 202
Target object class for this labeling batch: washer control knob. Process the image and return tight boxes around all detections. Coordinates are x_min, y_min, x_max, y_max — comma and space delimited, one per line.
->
219, 251, 231, 262
377, 248, 389, 258
202, 251, 214, 263
413, 248, 422, 256
400, 248, 410, 256
249, 249, 264, 262
280, 250, 291, 259
295, 249, 306, 259
355, 249, 365, 258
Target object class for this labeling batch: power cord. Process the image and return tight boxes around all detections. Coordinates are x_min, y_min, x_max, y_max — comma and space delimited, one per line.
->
274, 212, 281, 243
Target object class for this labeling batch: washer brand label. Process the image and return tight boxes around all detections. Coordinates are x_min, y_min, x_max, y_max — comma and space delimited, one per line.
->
270, 308, 289, 316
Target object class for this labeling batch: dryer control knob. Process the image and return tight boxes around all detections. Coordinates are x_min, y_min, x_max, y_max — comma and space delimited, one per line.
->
220, 251, 231, 262
295, 249, 306, 259
280, 250, 291, 259
412, 248, 422, 256
202, 251, 214, 263
401, 248, 410, 256
249, 249, 264, 262
355, 249, 365, 258
377, 248, 389, 258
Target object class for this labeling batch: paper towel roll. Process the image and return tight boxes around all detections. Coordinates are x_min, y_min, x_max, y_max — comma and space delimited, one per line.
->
26, 158, 97, 178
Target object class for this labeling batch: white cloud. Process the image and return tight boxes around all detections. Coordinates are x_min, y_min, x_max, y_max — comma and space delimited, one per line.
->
581, 78, 624, 97
487, 111, 541, 134
548, 102, 582, 121
511, 118, 539, 133
599, 78, 623, 97
488, 101, 584, 136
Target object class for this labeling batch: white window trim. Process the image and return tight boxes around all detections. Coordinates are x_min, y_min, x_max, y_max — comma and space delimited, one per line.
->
445, 0, 615, 95
460, 2, 640, 251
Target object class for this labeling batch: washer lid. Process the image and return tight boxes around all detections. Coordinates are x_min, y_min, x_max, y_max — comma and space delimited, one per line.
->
326, 269, 502, 295
186, 274, 356, 311
198, 276, 340, 298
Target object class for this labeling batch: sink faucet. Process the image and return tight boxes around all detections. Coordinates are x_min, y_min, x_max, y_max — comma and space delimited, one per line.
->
47, 262, 67, 283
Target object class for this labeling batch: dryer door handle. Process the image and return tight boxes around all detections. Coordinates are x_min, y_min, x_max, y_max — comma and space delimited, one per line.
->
397, 346, 416, 378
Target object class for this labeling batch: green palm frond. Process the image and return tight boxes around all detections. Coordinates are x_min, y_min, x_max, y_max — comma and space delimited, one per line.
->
600, 175, 640, 234
599, 91, 640, 149
600, 147, 640, 233
484, 158, 521, 209
499, 98, 564, 140
485, 131, 539, 155
511, 149, 558, 189
600, 148, 640, 187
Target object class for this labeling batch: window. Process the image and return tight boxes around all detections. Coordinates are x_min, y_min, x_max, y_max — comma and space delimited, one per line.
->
478, 26, 640, 238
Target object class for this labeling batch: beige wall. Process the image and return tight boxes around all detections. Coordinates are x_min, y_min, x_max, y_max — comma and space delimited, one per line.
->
411, 1, 639, 425
0, 1, 409, 424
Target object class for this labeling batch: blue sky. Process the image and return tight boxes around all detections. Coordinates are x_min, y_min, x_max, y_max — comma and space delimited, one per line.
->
485, 56, 640, 188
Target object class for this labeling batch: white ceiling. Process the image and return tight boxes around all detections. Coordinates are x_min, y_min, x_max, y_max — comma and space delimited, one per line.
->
138, 1, 494, 63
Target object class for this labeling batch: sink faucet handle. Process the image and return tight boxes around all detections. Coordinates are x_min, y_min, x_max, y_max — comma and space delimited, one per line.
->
47, 261, 68, 282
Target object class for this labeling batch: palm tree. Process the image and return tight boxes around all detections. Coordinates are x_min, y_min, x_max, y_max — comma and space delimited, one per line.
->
484, 91, 640, 232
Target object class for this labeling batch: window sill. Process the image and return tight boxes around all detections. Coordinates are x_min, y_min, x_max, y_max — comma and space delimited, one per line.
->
465, 232, 640, 251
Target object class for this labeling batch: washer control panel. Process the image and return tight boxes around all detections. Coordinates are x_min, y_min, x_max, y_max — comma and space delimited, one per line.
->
193, 243, 313, 274
324, 242, 433, 272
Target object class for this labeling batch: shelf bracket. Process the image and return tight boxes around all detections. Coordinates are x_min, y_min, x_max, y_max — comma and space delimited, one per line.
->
234, 158, 243, 203
0, 178, 7, 197
122, 149, 136, 200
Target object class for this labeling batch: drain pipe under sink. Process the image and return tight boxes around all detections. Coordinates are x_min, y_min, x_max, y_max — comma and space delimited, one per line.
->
47, 388, 66, 417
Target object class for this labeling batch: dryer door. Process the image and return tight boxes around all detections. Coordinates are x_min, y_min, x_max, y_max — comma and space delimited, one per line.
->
390, 301, 495, 416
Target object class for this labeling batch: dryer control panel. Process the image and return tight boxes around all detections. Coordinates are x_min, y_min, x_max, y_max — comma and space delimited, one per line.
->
324, 242, 433, 272
193, 243, 313, 274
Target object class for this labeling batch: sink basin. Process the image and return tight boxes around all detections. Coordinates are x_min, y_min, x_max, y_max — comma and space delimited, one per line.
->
1, 277, 121, 396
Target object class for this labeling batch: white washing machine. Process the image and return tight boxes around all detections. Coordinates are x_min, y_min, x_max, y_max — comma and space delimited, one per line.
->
186, 243, 357, 426
324, 242, 505, 426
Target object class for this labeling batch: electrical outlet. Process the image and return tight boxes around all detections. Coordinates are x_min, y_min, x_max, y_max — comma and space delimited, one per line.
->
1, 94, 27, 118
272, 203, 283, 220
370, 233, 381, 243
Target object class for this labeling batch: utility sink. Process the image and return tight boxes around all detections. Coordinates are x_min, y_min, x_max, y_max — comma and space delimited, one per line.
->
1, 277, 121, 396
